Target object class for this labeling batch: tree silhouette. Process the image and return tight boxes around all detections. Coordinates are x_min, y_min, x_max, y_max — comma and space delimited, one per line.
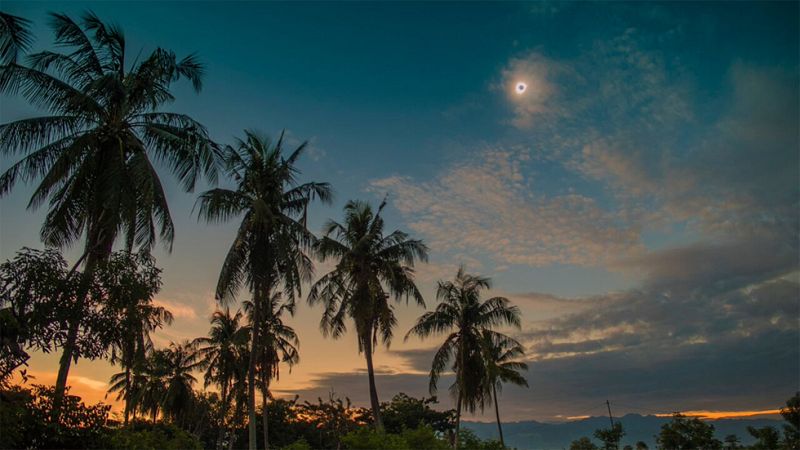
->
0, 11, 216, 412
406, 267, 521, 449
310, 199, 427, 430
197, 130, 330, 449
194, 308, 250, 449
480, 329, 528, 448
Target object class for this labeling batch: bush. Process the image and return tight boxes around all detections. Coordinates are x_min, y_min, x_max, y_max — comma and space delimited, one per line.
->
281, 438, 313, 450
105, 422, 202, 449
341, 427, 410, 450
458, 428, 506, 450
400, 425, 451, 450
0, 384, 110, 449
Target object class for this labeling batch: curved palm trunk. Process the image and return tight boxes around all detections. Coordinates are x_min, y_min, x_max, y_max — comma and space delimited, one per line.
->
362, 333, 383, 431
54, 318, 80, 415
493, 384, 504, 448
53, 218, 113, 417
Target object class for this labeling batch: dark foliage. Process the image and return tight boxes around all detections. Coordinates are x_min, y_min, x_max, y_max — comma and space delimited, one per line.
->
0, 384, 110, 449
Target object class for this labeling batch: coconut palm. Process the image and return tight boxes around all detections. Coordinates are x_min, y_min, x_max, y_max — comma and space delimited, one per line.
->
161, 341, 202, 426
480, 330, 528, 448
196, 130, 331, 450
0, 11, 216, 411
138, 348, 169, 422
406, 267, 521, 449
108, 364, 150, 421
309, 199, 428, 430
194, 308, 250, 450
245, 292, 299, 450
108, 297, 173, 425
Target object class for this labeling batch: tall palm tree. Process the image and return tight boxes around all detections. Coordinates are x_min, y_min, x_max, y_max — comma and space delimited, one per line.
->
196, 130, 331, 450
0, 11, 216, 411
480, 330, 528, 448
161, 341, 202, 426
245, 292, 299, 450
406, 267, 521, 449
309, 199, 428, 430
194, 308, 250, 450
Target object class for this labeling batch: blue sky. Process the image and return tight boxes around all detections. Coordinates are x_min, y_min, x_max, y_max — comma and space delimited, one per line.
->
1, 1, 798, 422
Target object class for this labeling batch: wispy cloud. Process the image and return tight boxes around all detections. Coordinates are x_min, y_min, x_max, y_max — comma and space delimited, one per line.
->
153, 298, 198, 320
371, 148, 643, 269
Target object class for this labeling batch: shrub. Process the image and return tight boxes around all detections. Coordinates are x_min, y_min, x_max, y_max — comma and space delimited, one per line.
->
105, 422, 202, 450
341, 427, 409, 450
400, 425, 451, 450
282, 438, 313, 450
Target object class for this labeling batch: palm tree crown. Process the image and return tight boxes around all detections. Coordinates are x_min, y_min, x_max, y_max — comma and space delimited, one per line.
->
160, 341, 202, 424
0, 11, 217, 258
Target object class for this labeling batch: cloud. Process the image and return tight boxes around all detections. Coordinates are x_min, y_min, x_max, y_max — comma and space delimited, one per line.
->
613, 239, 798, 293
370, 148, 643, 268
153, 298, 198, 320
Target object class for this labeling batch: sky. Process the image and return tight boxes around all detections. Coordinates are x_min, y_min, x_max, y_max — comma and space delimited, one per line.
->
1, 1, 798, 423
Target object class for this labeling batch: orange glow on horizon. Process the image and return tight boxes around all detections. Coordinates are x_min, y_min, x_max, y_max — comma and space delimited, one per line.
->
654, 409, 782, 420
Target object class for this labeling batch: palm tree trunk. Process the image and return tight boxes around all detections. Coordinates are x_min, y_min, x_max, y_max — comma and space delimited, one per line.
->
53, 318, 79, 416
454, 341, 464, 450
123, 367, 132, 425
363, 334, 383, 431
52, 224, 111, 418
262, 379, 269, 450
247, 295, 262, 450
216, 380, 229, 450
455, 391, 462, 450
493, 384, 504, 448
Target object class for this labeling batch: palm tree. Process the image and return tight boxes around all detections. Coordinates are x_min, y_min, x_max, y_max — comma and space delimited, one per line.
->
194, 308, 250, 450
481, 330, 528, 448
0, 11, 216, 411
309, 199, 428, 430
138, 348, 169, 422
161, 341, 202, 426
406, 267, 521, 449
108, 364, 150, 422
108, 296, 173, 425
245, 292, 299, 450
196, 130, 331, 450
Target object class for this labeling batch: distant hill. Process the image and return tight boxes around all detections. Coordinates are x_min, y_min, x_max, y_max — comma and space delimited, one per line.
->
463, 414, 783, 450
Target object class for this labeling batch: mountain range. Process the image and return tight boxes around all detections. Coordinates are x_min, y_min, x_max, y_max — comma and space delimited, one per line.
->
464, 414, 783, 449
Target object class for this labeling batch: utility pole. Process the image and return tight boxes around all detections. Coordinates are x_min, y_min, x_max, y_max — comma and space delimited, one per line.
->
606, 399, 614, 427
606, 400, 619, 450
